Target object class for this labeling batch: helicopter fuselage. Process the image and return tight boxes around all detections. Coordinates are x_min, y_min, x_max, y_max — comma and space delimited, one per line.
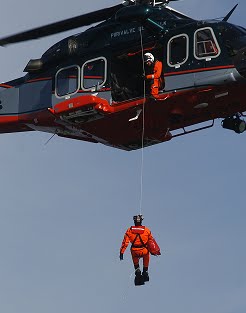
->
1, 5, 246, 150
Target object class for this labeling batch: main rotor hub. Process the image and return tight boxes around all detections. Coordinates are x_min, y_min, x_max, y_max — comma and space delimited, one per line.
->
122, 0, 170, 7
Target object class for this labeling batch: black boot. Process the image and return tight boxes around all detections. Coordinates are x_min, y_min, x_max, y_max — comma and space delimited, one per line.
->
142, 267, 149, 282
142, 271, 149, 282
134, 268, 145, 286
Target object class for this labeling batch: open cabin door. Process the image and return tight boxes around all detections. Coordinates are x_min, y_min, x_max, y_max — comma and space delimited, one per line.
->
110, 46, 165, 102
111, 52, 143, 102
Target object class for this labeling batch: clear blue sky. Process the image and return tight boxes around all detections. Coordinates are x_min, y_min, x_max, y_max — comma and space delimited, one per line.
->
0, 1, 245, 313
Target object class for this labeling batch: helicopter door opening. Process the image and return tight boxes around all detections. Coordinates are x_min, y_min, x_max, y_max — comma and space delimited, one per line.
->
81, 57, 107, 92
111, 53, 144, 102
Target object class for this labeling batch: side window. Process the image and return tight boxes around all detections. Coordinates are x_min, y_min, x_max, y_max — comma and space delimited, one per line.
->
55, 66, 80, 98
82, 57, 107, 91
167, 34, 189, 68
194, 27, 220, 59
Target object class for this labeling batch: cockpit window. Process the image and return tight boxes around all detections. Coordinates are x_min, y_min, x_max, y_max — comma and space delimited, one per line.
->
218, 24, 246, 42
236, 26, 246, 34
217, 23, 246, 53
194, 27, 220, 59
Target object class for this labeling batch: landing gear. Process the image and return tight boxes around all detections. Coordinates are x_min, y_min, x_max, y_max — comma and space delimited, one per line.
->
221, 115, 246, 134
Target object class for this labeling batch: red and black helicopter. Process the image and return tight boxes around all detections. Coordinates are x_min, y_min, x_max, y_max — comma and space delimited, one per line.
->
0, 0, 246, 150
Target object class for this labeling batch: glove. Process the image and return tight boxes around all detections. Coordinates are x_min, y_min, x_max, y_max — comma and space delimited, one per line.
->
135, 74, 146, 80
120, 253, 124, 261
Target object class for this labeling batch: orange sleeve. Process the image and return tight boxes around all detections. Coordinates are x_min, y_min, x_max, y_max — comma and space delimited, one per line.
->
146, 227, 154, 240
146, 61, 162, 80
149, 230, 154, 241
120, 228, 131, 254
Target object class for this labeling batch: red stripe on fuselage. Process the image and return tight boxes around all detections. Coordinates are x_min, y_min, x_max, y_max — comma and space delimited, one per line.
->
0, 84, 12, 88
26, 77, 52, 83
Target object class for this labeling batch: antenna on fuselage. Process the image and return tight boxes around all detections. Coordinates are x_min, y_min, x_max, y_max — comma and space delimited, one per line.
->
223, 4, 238, 22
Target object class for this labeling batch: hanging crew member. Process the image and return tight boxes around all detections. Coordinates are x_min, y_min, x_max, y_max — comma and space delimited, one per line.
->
120, 214, 154, 285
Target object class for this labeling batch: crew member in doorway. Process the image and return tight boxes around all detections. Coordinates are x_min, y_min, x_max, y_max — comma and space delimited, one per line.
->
144, 52, 164, 97
120, 214, 154, 286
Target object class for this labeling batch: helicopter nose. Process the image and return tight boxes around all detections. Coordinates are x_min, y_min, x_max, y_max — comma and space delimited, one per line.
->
234, 47, 246, 78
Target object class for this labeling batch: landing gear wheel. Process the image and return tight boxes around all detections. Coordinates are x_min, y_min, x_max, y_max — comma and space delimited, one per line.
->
222, 116, 246, 133
234, 119, 246, 133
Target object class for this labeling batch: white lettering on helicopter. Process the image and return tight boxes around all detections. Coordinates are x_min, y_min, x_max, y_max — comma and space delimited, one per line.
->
110, 22, 166, 39
111, 27, 136, 38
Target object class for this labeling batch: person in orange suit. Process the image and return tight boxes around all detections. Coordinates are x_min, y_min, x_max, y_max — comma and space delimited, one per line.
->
119, 214, 154, 286
144, 52, 163, 97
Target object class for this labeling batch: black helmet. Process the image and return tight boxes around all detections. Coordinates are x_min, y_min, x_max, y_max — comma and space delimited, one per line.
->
133, 215, 144, 223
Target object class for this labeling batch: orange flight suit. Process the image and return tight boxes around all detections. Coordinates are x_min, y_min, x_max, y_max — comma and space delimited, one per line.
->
120, 225, 154, 268
146, 60, 163, 96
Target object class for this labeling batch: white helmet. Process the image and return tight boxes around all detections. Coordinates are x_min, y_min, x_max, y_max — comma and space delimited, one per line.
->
144, 52, 154, 63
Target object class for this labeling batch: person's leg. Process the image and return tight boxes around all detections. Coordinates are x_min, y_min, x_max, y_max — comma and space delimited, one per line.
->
151, 85, 159, 96
131, 250, 145, 286
142, 251, 150, 282
131, 252, 140, 270
143, 251, 150, 268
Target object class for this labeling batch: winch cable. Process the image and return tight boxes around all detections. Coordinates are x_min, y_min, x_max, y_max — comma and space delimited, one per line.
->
139, 26, 146, 216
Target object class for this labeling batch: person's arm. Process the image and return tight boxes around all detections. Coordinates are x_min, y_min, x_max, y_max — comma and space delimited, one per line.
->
149, 231, 154, 241
120, 229, 131, 254
153, 61, 162, 79
146, 61, 162, 80
146, 227, 154, 241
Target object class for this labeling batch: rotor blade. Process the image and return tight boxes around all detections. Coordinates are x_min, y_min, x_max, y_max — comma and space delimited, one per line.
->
222, 3, 238, 22
0, 4, 123, 46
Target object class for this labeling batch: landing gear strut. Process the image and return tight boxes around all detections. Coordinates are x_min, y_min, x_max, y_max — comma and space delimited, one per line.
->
221, 115, 246, 134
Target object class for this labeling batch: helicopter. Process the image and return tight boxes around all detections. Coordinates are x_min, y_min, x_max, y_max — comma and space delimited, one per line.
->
0, 0, 246, 151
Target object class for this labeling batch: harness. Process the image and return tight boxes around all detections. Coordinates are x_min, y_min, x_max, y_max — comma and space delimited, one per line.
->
130, 226, 147, 249
131, 234, 147, 249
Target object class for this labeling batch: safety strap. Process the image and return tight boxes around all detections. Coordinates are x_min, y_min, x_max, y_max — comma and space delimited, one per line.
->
131, 233, 147, 249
